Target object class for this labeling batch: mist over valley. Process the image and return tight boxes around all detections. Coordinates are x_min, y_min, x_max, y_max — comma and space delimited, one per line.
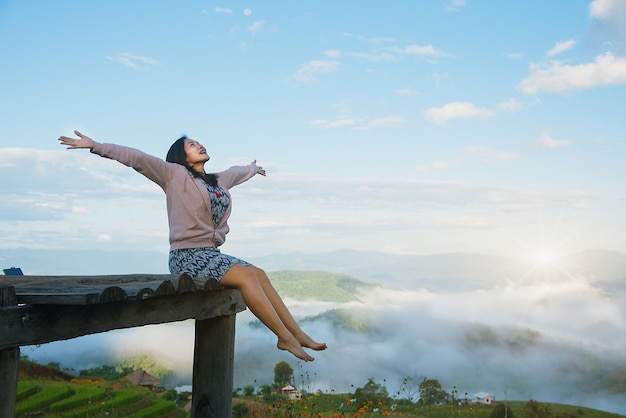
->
4, 248, 625, 415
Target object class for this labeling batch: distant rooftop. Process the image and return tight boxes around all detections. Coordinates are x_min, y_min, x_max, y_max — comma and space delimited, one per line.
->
3, 267, 23, 276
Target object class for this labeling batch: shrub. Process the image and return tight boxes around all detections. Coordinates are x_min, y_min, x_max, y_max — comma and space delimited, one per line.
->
491, 403, 516, 418
232, 402, 249, 418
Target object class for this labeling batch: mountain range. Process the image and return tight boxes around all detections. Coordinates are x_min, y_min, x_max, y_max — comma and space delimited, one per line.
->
3, 247, 624, 295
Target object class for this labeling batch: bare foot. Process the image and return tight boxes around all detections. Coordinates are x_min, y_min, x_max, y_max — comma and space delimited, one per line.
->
277, 338, 315, 362
294, 332, 328, 351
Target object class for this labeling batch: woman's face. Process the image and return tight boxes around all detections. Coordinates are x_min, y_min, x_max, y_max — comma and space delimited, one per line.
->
184, 139, 210, 168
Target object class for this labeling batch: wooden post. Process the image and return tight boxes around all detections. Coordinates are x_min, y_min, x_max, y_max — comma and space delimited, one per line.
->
191, 314, 236, 418
0, 285, 19, 418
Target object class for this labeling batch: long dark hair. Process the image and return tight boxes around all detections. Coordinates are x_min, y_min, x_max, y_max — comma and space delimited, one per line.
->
166, 135, 218, 187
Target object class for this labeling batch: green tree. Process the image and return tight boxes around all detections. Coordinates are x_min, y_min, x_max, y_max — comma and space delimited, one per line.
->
274, 361, 294, 386
260, 384, 273, 397
47, 362, 61, 370
354, 378, 390, 405
418, 378, 449, 406
524, 399, 552, 418
162, 389, 177, 401
79, 364, 134, 380
243, 385, 255, 396
119, 353, 173, 382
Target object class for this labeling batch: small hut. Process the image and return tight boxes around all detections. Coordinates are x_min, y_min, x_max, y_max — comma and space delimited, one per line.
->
473, 392, 496, 406
125, 369, 160, 390
280, 383, 301, 400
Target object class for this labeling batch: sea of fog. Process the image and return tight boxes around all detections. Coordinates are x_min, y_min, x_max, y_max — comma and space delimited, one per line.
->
24, 273, 626, 415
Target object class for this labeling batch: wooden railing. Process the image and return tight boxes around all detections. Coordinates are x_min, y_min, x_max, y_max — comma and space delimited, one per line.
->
0, 274, 246, 418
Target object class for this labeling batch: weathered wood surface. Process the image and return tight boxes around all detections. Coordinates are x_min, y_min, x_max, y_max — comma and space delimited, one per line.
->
191, 315, 236, 418
1, 274, 226, 305
0, 274, 246, 350
0, 286, 19, 418
0, 274, 246, 417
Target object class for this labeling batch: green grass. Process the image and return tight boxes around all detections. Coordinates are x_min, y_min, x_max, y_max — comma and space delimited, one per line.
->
128, 398, 178, 418
14, 382, 73, 416
14, 358, 624, 418
49, 385, 107, 412
16, 380, 40, 402
233, 393, 625, 418
14, 379, 186, 418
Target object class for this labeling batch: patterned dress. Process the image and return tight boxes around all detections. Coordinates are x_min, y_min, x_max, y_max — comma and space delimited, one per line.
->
168, 181, 250, 280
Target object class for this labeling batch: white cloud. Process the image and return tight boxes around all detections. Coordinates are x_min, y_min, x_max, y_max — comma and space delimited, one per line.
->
444, 0, 466, 12
465, 146, 520, 163
589, 0, 626, 21
403, 44, 447, 58
497, 98, 524, 111
348, 43, 448, 64
535, 132, 574, 149
310, 119, 356, 129
311, 115, 404, 130
0, 148, 606, 258
349, 51, 398, 62
105, 53, 157, 71
589, 0, 626, 47
292, 60, 340, 83
517, 52, 626, 94
547, 39, 576, 57
247, 20, 266, 35
214, 7, 232, 14
324, 49, 341, 58
395, 87, 420, 96
364, 115, 405, 129
424, 101, 495, 125
71, 206, 90, 215
416, 161, 448, 172
96, 234, 113, 242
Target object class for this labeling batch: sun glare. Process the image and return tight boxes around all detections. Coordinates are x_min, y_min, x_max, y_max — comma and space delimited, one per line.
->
532, 251, 557, 266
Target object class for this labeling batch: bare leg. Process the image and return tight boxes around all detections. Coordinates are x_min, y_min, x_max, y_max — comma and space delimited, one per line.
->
220, 264, 323, 361
249, 265, 327, 351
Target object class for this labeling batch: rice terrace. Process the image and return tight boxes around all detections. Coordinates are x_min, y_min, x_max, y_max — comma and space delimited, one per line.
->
13, 356, 625, 418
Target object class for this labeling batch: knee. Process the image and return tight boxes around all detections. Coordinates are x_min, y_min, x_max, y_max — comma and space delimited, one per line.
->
250, 265, 270, 285
222, 264, 259, 288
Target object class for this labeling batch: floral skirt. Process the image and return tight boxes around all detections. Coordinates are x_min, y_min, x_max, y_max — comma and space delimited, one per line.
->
168, 247, 250, 281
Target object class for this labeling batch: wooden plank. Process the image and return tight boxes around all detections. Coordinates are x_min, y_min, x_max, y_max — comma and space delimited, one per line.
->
1, 274, 181, 291
0, 285, 19, 418
0, 289, 246, 350
191, 315, 236, 418
16, 293, 102, 305
3, 275, 223, 305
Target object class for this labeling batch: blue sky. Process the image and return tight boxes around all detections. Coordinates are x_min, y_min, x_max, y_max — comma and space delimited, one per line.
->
1, 0, 625, 265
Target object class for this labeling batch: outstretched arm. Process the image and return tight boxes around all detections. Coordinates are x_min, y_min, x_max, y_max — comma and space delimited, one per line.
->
58, 130, 97, 150
57, 130, 175, 189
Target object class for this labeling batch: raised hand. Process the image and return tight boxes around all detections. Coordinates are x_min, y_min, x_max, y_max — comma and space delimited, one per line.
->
252, 160, 266, 176
58, 130, 96, 150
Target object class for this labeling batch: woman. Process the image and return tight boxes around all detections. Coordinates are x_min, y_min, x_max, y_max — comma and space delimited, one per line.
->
58, 130, 326, 362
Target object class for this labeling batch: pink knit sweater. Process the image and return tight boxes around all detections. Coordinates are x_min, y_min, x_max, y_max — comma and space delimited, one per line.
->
91, 142, 257, 250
